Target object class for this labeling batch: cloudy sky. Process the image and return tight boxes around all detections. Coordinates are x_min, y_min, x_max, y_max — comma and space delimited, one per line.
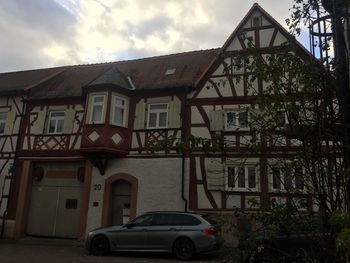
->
0, 0, 306, 73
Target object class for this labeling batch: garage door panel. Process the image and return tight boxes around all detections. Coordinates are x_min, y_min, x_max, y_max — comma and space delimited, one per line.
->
55, 187, 82, 238
27, 186, 59, 237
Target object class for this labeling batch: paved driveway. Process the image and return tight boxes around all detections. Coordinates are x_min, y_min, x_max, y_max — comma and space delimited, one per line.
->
0, 238, 232, 263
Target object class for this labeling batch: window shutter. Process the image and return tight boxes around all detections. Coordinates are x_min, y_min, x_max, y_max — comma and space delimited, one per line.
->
134, 99, 146, 129
63, 108, 76, 134
168, 98, 181, 128
4, 110, 16, 135
33, 109, 47, 134
209, 110, 224, 131
207, 161, 225, 191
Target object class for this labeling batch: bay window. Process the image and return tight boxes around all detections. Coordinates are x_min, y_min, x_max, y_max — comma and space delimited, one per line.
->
111, 94, 128, 127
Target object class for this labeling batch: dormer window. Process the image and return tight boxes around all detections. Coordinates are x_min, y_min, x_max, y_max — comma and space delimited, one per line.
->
111, 94, 128, 127
47, 111, 65, 134
90, 94, 106, 124
0, 112, 7, 134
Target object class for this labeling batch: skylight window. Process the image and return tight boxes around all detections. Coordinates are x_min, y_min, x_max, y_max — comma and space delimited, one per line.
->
165, 68, 176, 75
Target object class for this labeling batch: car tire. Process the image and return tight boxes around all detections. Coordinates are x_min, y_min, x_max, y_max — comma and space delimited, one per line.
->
173, 237, 195, 260
90, 235, 110, 256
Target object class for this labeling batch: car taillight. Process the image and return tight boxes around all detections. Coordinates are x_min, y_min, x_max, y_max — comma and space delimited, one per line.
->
201, 227, 218, 235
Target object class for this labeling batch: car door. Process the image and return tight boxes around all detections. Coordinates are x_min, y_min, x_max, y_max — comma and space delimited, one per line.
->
109, 214, 154, 250
146, 214, 182, 251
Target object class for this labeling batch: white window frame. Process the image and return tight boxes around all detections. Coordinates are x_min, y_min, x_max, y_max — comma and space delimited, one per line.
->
47, 111, 65, 134
225, 110, 249, 130
269, 166, 305, 192
90, 94, 106, 124
226, 165, 259, 191
111, 94, 128, 127
147, 103, 168, 129
0, 112, 7, 134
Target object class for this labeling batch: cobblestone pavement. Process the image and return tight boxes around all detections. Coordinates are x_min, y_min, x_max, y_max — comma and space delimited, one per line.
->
0, 237, 233, 263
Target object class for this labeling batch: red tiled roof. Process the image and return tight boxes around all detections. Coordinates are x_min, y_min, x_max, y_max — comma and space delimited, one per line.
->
0, 49, 220, 99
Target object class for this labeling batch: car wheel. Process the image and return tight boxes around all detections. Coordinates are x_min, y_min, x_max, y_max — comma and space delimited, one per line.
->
90, 235, 110, 256
173, 237, 195, 260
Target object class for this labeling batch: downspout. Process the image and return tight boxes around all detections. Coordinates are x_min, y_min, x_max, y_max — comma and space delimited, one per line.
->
181, 87, 189, 212
181, 151, 187, 212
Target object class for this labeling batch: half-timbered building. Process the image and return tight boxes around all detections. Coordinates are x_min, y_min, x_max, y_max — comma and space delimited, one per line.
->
0, 4, 313, 239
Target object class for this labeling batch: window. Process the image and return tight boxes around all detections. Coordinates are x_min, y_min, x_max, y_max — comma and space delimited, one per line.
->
131, 214, 154, 226
276, 111, 287, 127
252, 16, 262, 27
90, 95, 105, 123
275, 111, 299, 128
0, 112, 7, 134
225, 111, 249, 130
153, 214, 201, 226
47, 111, 65, 134
227, 166, 258, 190
147, 103, 168, 129
111, 95, 128, 127
270, 166, 304, 191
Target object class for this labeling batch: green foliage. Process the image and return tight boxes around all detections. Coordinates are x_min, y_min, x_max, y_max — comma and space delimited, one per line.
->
145, 133, 228, 155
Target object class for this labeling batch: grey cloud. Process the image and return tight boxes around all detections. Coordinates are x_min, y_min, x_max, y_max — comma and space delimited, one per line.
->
0, 0, 78, 72
123, 16, 173, 40
0, 0, 76, 39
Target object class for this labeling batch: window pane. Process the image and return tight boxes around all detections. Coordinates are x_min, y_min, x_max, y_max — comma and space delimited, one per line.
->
0, 123, 5, 133
295, 168, 304, 190
148, 113, 157, 127
51, 111, 64, 117
115, 97, 125, 107
0, 113, 7, 120
114, 107, 124, 125
93, 96, 104, 103
285, 174, 293, 190
92, 105, 103, 122
239, 112, 248, 128
227, 167, 235, 188
226, 112, 236, 129
276, 111, 286, 127
238, 167, 245, 188
248, 167, 256, 188
48, 120, 55, 133
132, 215, 153, 226
57, 119, 64, 133
159, 112, 167, 127
252, 17, 260, 27
170, 214, 201, 226
272, 167, 281, 189
150, 104, 167, 110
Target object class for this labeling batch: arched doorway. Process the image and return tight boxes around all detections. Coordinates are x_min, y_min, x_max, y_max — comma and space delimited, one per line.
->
102, 173, 138, 227
111, 180, 131, 225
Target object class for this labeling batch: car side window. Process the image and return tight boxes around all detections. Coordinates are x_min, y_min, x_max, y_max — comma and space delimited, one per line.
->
152, 214, 201, 226
172, 215, 201, 226
132, 214, 154, 226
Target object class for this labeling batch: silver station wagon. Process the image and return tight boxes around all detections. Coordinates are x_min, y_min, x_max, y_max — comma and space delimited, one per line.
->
86, 211, 222, 260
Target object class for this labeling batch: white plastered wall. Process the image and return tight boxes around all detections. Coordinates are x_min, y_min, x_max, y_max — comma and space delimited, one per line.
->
86, 157, 189, 232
